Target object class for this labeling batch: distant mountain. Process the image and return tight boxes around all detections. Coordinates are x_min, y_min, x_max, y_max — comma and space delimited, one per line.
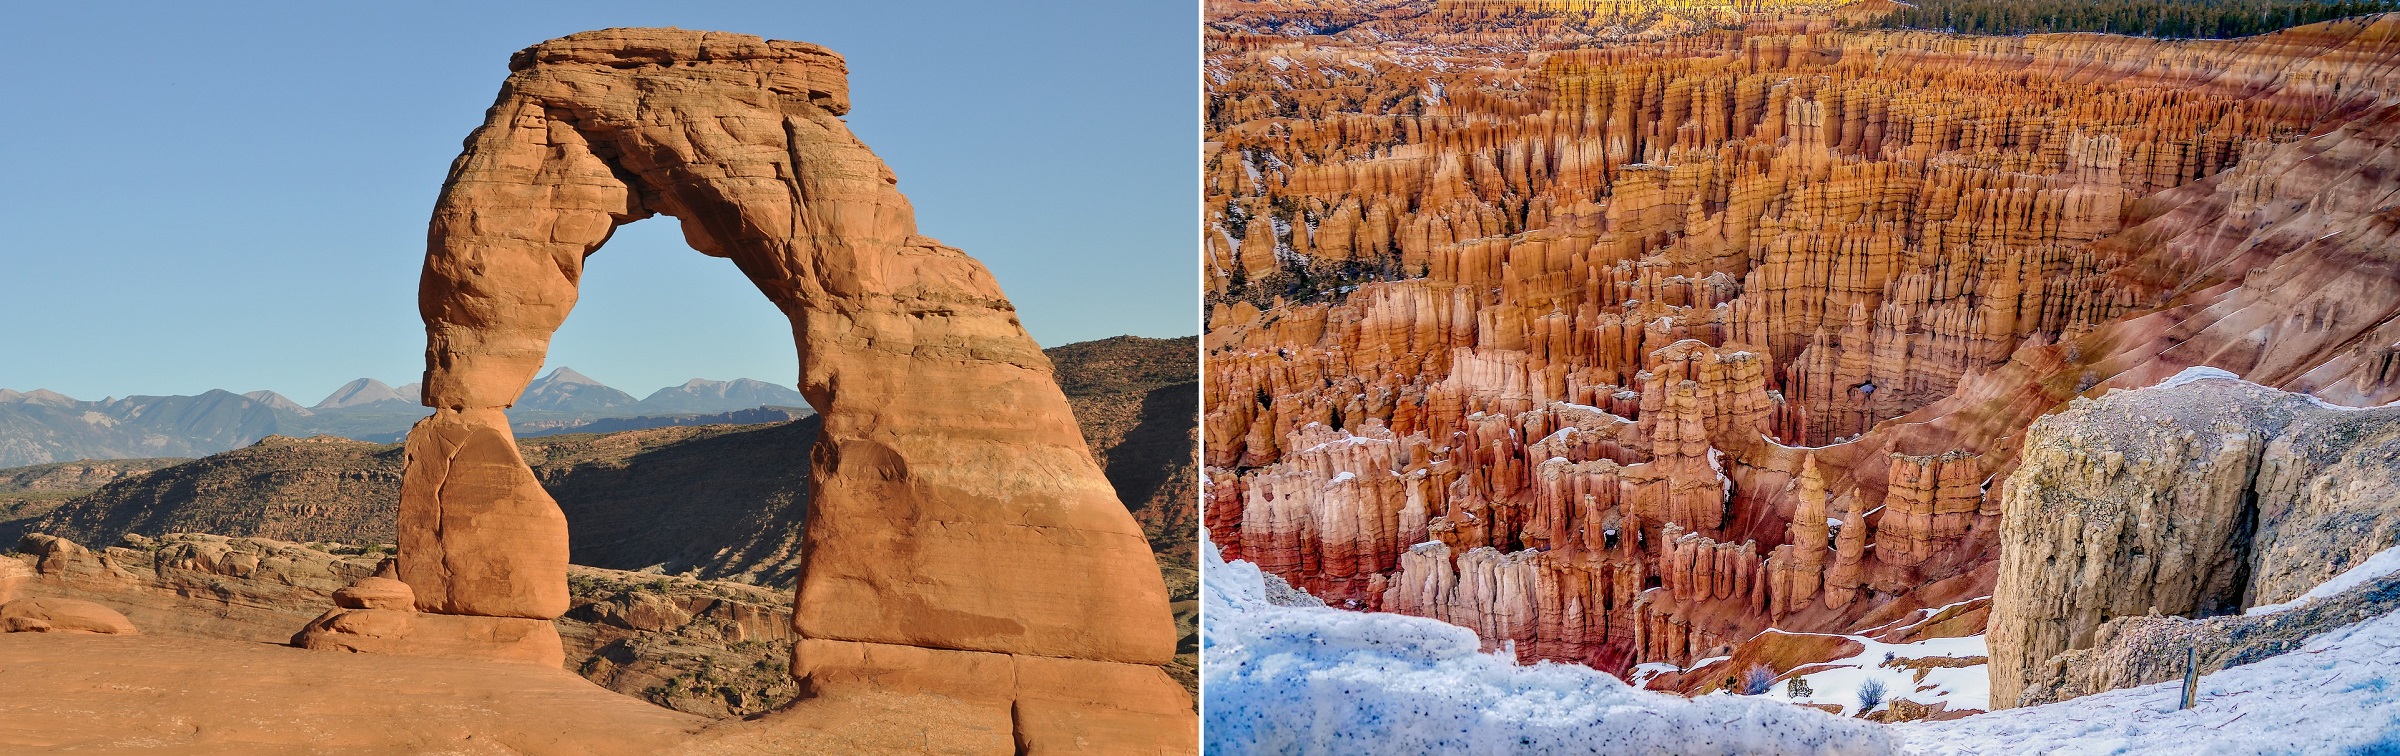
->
242, 390, 313, 415
313, 378, 414, 410
631, 378, 809, 415
517, 406, 812, 438
516, 368, 638, 413
0, 389, 77, 406
0, 389, 299, 468
0, 368, 814, 468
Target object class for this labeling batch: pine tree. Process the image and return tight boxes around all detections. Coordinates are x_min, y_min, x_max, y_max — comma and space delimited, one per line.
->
1878, 0, 2400, 40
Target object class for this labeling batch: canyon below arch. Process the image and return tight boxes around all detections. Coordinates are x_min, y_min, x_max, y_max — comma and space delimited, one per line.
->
1202, 0, 2400, 733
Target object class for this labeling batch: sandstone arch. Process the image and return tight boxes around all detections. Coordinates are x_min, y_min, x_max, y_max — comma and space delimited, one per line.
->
312, 28, 1187, 750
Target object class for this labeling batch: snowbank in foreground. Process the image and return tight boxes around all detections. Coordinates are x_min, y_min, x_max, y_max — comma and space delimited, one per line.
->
1898, 608, 2400, 755
1202, 533, 1899, 755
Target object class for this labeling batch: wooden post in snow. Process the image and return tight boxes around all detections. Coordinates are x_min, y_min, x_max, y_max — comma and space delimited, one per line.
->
2179, 646, 2199, 710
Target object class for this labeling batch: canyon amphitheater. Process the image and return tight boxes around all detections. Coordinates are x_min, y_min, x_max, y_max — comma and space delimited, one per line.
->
1204, 0, 2400, 723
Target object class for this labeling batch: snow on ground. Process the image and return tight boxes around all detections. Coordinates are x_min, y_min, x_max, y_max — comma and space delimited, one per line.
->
1897, 608, 2400, 755
1206, 511, 2400, 754
2149, 364, 2400, 412
2249, 543, 2400, 616
1626, 661, 1682, 688
2157, 365, 2242, 388
1725, 630, 1989, 717
1201, 532, 1900, 755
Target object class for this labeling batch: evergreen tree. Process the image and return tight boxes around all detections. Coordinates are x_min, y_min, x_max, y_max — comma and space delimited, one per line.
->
1876, 0, 2400, 39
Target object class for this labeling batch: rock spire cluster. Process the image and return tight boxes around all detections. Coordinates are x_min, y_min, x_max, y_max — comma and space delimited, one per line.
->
1206, 3, 2400, 682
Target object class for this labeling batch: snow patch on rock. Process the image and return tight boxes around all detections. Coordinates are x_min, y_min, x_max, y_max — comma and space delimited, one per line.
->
2249, 544, 2400, 616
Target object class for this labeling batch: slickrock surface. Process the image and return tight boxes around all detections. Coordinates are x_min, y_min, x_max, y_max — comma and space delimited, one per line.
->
11, 532, 377, 643
0, 633, 705, 754
1204, 0, 2400, 695
1, 540, 1176, 749
281, 28, 1193, 750
1987, 372, 2400, 707
1, 533, 801, 718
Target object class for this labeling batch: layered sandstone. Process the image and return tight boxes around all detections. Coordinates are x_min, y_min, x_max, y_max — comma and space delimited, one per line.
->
1204, 0, 2400, 692
295, 28, 1188, 751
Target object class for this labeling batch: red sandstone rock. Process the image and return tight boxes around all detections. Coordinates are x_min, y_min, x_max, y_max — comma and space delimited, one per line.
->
0, 596, 138, 635
396, 408, 569, 619
296, 608, 563, 667
0, 556, 27, 606
333, 576, 415, 611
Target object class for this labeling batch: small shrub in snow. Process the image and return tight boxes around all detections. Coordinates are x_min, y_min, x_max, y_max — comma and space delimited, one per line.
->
1858, 678, 1889, 712
1742, 664, 1777, 695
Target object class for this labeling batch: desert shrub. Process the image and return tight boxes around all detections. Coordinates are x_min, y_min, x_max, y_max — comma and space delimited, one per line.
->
1741, 663, 1777, 695
1858, 678, 1889, 712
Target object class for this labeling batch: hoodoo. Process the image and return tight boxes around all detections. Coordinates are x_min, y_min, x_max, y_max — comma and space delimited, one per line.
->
293, 28, 1190, 751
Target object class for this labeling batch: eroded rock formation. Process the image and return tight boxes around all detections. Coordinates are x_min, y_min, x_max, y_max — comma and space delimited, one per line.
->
1204, 0, 2400, 695
0, 596, 138, 635
1987, 373, 2400, 707
2011, 568, 2400, 708
289, 28, 1188, 750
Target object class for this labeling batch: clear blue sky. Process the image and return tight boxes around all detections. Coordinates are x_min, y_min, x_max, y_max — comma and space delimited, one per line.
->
0, 1, 1196, 404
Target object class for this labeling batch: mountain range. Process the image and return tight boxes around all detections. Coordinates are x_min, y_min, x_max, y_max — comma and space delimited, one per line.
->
0, 370, 812, 468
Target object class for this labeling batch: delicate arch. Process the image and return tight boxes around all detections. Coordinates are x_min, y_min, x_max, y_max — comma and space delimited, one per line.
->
403, 27, 1171, 673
